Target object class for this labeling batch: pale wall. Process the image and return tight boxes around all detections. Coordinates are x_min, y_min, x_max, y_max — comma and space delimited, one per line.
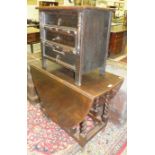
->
27, 5, 39, 21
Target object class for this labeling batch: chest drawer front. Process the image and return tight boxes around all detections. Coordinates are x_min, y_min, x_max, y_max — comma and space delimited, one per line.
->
45, 28, 75, 47
44, 44, 76, 67
44, 10, 78, 28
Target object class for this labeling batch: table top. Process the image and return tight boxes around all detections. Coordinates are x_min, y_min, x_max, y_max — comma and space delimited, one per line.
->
27, 27, 40, 34
36, 6, 114, 12
30, 60, 123, 99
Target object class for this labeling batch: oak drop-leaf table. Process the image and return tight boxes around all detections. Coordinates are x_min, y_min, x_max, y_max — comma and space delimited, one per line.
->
29, 60, 123, 146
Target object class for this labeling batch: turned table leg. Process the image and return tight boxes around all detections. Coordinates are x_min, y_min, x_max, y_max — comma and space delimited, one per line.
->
30, 44, 34, 53
101, 95, 110, 123
79, 119, 87, 137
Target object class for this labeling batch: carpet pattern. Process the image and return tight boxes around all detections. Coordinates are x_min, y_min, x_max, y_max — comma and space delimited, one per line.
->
27, 101, 126, 155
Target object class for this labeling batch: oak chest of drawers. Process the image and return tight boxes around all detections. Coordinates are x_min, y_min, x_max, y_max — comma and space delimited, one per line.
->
38, 6, 112, 86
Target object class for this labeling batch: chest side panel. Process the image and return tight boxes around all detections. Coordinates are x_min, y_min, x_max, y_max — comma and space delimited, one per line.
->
81, 9, 112, 73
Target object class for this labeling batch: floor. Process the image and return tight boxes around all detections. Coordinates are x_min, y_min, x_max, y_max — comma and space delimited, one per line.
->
27, 44, 127, 155
27, 43, 41, 54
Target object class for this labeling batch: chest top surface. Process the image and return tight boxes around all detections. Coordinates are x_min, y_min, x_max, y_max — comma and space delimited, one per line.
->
36, 6, 114, 12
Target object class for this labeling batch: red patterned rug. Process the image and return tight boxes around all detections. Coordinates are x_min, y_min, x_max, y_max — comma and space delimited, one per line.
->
27, 100, 127, 155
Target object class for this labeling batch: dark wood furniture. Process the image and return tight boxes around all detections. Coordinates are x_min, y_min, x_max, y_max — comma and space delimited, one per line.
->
37, 6, 113, 86
109, 25, 127, 56
39, 1, 58, 7
29, 60, 123, 146
27, 27, 40, 53
27, 19, 39, 28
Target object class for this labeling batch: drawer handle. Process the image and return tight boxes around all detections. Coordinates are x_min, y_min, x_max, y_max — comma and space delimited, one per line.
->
57, 18, 62, 26
56, 55, 60, 60
53, 48, 65, 55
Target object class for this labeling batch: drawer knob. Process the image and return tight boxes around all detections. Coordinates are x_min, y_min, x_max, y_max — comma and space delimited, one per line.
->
53, 48, 65, 55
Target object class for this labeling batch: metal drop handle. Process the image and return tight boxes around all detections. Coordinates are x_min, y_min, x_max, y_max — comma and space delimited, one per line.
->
53, 48, 65, 55
57, 18, 62, 26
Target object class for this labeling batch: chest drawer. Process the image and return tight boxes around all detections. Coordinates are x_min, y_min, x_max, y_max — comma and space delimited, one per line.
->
44, 43, 76, 68
45, 28, 76, 47
44, 11, 78, 28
